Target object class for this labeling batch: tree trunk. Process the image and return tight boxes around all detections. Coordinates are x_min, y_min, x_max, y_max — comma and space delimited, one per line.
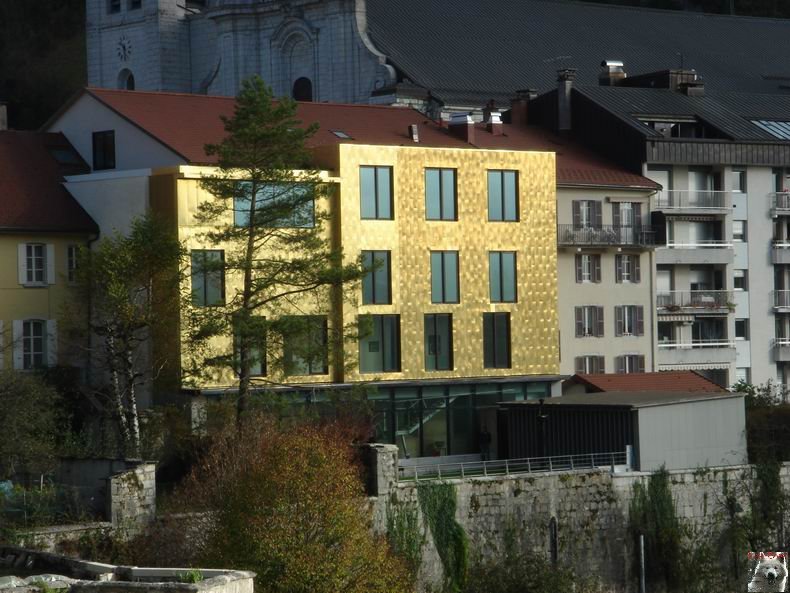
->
108, 333, 132, 447
237, 182, 258, 422
124, 347, 141, 458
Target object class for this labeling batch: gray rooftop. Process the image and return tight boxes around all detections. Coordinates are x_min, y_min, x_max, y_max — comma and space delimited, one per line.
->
507, 390, 743, 408
366, 0, 790, 105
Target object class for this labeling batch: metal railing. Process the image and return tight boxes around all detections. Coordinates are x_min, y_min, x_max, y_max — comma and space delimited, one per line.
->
654, 190, 730, 210
772, 192, 790, 212
665, 239, 732, 248
557, 224, 655, 247
774, 338, 790, 348
398, 451, 628, 482
773, 239, 790, 248
657, 290, 733, 310
774, 291, 790, 308
658, 339, 735, 349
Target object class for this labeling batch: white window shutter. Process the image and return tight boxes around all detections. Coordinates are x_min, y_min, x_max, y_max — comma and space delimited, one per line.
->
17, 244, 27, 285
46, 320, 58, 367
46, 244, 56, 285
12, 320, 23, 370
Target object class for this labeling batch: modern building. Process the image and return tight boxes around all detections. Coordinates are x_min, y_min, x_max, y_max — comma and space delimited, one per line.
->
0, 131, 98, 372
45, 87, 657, 458
86, 0, 790, 107
531, 66, 790, 387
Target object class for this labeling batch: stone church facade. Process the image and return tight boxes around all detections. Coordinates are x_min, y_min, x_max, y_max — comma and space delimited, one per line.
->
86, 0, 396, 103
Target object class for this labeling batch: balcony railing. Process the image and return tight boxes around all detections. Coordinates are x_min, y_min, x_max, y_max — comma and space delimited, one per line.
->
657, 290, 734, 311
772, 192, 790, 214
774, 291, 790, 309
666, 240, 732, 248
658, 339, 735, 349
654, 190, 731, 211
557, 224, 655, 247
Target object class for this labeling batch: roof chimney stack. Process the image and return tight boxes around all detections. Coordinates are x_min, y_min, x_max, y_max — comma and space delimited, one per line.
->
599, 60, 627, 86
0, 104, 7, 131
449, 112, 476, 144
509, 89, 535, 127
485, 108, 504, 136
408, 124, 420, 142
557, 68, 576, 134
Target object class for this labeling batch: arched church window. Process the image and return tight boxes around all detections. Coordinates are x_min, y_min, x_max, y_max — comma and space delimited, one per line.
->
292, 77, 313, 102
118, 69, 135, 91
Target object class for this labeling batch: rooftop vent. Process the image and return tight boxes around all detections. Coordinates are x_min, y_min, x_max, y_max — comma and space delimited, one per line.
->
486, 111, 504, 136
449, 113, 476, 144
330, 130, 352, 139
408, 124, 419, 142
599, 60, 627, 86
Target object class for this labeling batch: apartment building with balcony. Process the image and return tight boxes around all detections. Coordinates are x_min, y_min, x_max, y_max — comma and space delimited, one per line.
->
532, 66, 790, 387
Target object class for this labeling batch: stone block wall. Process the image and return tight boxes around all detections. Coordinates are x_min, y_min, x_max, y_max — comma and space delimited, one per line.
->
106, 464, 156, 528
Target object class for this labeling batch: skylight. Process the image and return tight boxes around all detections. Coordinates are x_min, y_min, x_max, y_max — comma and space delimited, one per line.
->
330, 130, 352, 139
752, 119, 790, 140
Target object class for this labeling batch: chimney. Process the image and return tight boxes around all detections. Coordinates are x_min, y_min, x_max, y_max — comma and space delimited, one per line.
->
449, 112, 476, 144
509, 89, 535, 127
486, 110, 504, 136
0, 104, 7, 131
680, 80, 705, 97
599, 60, 627, 86
408, 124, 420, 142
557, 68, 576, 133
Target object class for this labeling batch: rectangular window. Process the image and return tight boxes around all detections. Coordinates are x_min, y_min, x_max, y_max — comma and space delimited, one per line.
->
733, 220, 746, 242
616, 355, 645, 374
572, 200, 602, 229
735, 367, 750, 384
615, 254, 641, 283
732, 168, 747, 193
483, 312, 511, 368
734, 269, 747, 291
284, 316, 328, 375
615, 305, 645, 337
26, 244, 46, 284
92, 130, 116, 170
735, 318, 749, 341
234, 319, 266, 377
108, 0, 121, 13
360, 166, 393, 219
489, 251, 517, 302
575, 254, 601, 283
430, 251, 459, 303
424, 314, 453, 371
22, 320, 46, 370
234, 182, 314, 228
191, 250, 224, 307
359, 315, 400, 373
575, 306, 604, 337
487, 170, 518, 221
575, 355, 605, 374
67, 245, 78, 282
129, 0, 142, 8
361, 251, 391, 304
425, 168, 457, 220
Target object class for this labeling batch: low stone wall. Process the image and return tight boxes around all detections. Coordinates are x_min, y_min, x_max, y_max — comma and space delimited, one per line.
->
368, 445, 790, 592
107, 465, 155, 527
15, 523, 112, 554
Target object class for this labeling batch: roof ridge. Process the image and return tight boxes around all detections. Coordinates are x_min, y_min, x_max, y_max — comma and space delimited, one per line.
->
532, 0, 790, 22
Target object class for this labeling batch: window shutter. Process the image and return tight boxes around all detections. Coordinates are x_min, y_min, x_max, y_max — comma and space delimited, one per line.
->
575, 307, 583, 337
596, 306, 604, 337
46, 244, 56, 285
17, 244, 27, 285
12, 320, 23, 370
634, 203, 642, 226
575, 357, 584, 373
615, 356, 625, 374
615, 306, 624, 336
638, 355, 646, 373
636, 306, 644, 336
597, 356, 605, 373
615, 255, 623, 283
634, 255, 641, 283
593, 255, 601, 283
575, 255, 582, 283
46, 320, 58, 367
612, 202, 621, 228
593, 201, 603, 229
572, 201, 581, 228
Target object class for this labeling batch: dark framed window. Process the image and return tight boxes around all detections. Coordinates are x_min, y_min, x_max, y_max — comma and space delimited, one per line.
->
615, 305, 644, 336
572, 200, 602, 229
191, 250, 225, 307
234, 182, 314, 228
430, 251, 459, 303
483, 312, 511, 369
359, 315, 401, 373
362, 250, 391, 304
129, 0, 142, 9
575, 355, 604, 374
360, 166, 393, 219
25, 243, 46, 284
616, 355, 645, 374
615, 254, 641, 283
108, 0, 121, 13
92, 130, 116, 170
487, 170, 519, 221
425, 168, 457, 220
575, 254, 601, 283
234, 318, 266, 377
489, 251, 517, 302
425, 314, 453, 371
575, 306, 604, 337
284, 316, 328, 376
23, 320, 46, 370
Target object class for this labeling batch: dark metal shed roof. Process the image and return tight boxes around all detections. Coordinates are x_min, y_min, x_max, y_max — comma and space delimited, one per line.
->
506, 390, 743, 408
366, 0, 790, 106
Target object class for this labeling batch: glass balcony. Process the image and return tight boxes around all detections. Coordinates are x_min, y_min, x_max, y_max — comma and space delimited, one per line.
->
774, 290, 790, 311
772, 241, 790, 265
774, 339, 790, 362
771, 192, 790, 217
654, 190, 731, 213
657, 290, 734, 313
556, 224, 655, 248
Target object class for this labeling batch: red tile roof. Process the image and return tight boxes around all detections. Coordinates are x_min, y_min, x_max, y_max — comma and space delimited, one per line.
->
568, 371, 726, 393
0, 131, 97, 233
82, 88, 659, 190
